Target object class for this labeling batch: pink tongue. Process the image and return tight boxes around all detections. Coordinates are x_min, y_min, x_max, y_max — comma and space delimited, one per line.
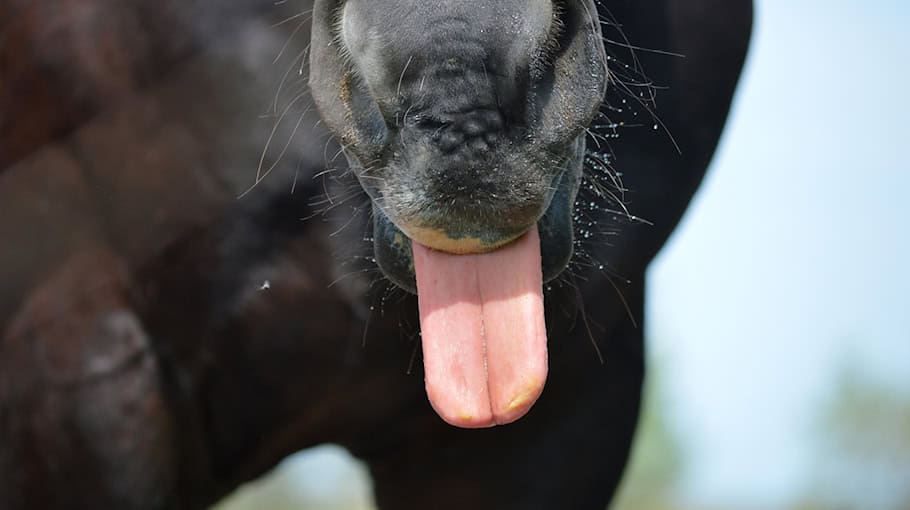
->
412, 228, 548, 428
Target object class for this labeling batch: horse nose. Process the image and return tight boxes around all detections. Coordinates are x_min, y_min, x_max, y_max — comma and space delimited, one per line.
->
412, 109, 505, 154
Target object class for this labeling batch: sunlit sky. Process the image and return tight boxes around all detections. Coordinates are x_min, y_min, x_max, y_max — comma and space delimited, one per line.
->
648, 0, 910, 505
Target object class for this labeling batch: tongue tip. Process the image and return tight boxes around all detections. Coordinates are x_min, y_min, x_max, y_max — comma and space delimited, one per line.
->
426, 367, 548, 429
438, 413, 496, 429
490, 369, 547, 425
427, 403, 540, 430
424, 386, 495, 429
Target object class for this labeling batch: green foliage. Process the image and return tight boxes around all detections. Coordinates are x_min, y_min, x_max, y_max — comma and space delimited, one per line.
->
611, 361, 685, 510
796, 365, 910, 510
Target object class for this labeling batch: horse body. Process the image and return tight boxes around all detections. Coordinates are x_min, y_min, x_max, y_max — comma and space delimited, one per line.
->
0, 1, 751, 508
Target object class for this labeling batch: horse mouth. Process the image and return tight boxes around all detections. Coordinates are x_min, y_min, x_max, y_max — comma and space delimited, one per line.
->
370, 146, 582, 295
363, 139, 581, 428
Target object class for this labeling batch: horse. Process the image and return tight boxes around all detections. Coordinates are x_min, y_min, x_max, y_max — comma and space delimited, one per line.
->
0, 1, 751, 508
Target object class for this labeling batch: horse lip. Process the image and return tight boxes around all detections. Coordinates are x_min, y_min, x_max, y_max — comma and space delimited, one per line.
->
371, 158, 580, 295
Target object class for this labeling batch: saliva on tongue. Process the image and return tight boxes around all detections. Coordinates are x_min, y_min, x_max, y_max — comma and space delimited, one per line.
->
411, 227, 548, 428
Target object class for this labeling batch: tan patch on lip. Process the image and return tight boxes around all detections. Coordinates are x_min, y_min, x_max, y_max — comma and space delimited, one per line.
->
402, 225, 523, 255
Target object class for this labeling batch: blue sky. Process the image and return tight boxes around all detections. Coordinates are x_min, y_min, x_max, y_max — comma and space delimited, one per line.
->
648, 0, 910, 505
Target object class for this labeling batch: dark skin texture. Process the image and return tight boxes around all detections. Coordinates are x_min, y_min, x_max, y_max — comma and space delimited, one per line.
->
0, 1, 751, 509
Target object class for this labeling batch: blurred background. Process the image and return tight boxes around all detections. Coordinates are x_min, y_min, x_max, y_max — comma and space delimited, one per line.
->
215, 0, 910, 509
